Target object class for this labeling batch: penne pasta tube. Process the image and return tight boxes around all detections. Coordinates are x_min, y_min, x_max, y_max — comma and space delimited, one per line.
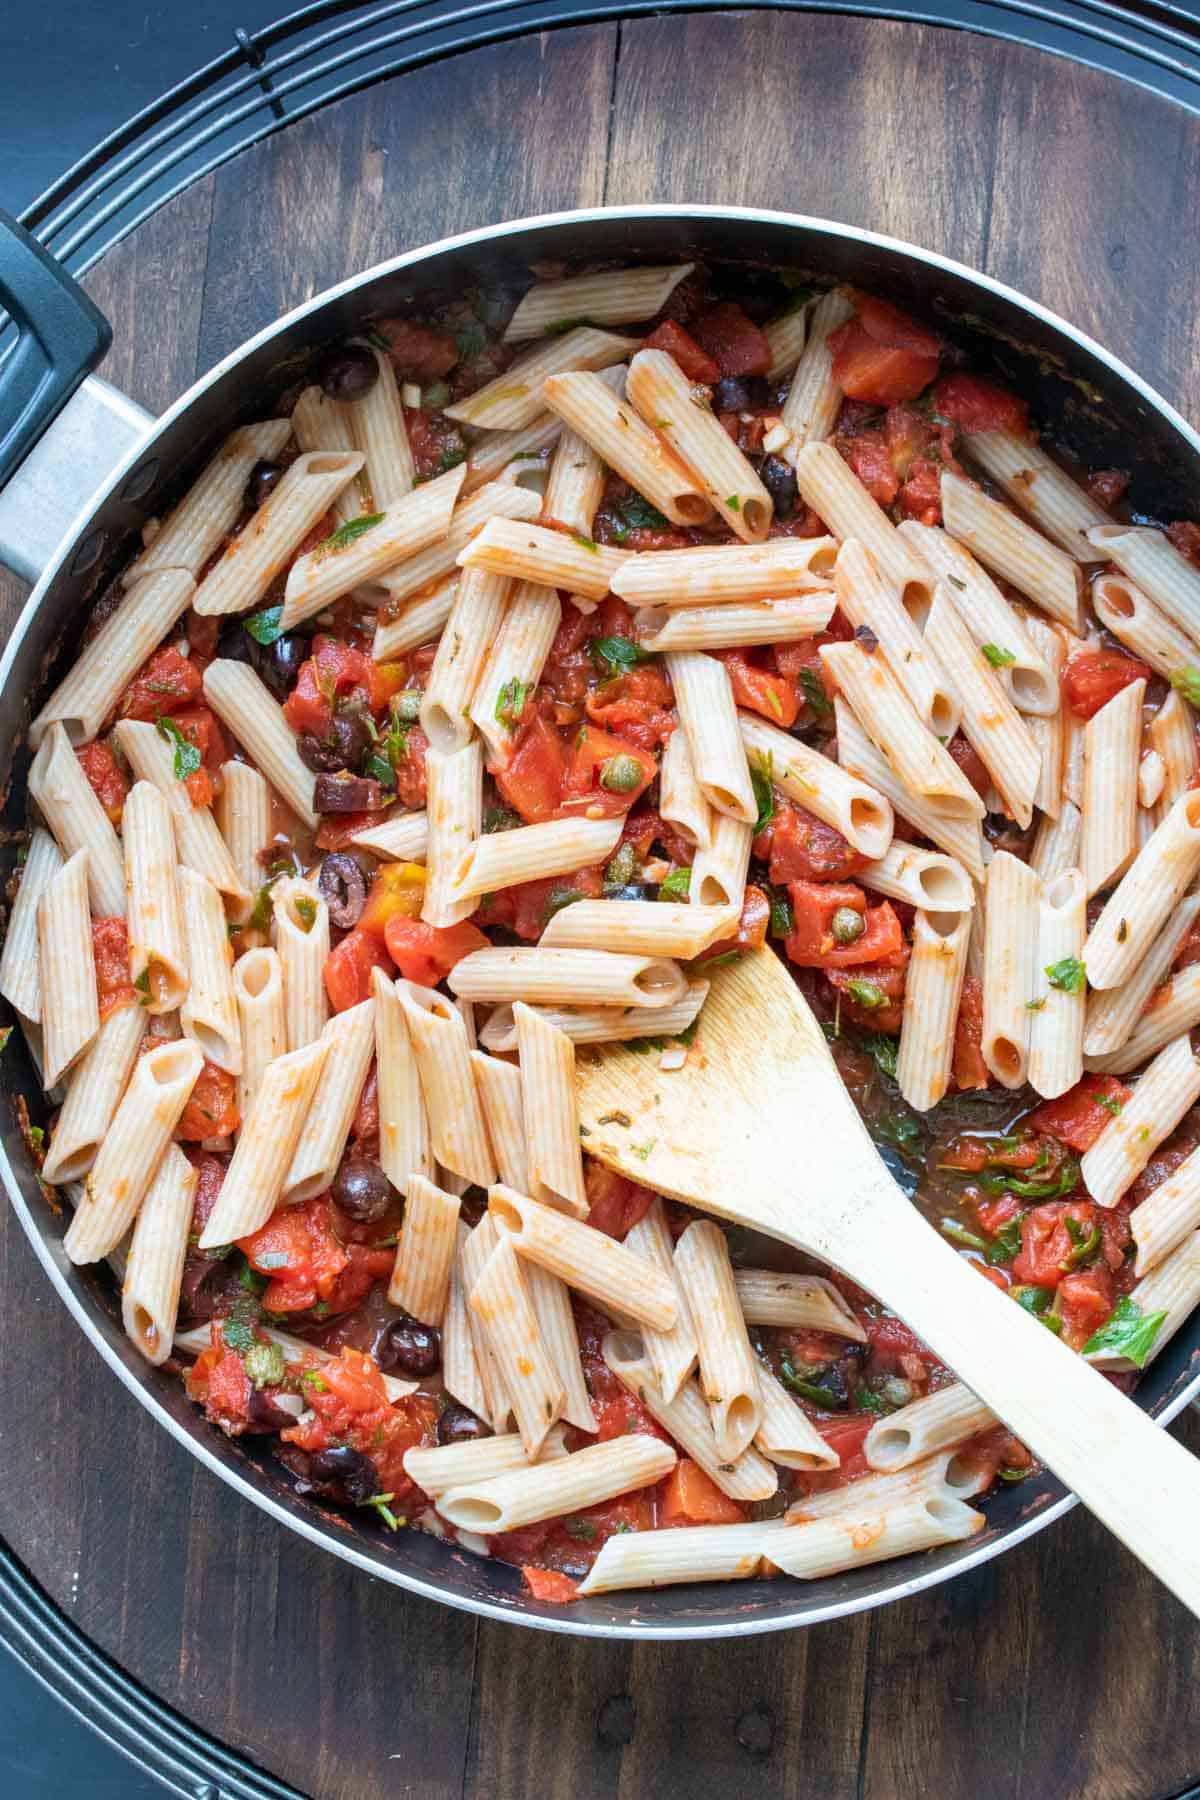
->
124, 420, 293, 584
178, 867, 239, 1071
540, 417, 605, 536
449, 946, 686, 1010
344, 341, 414, 505
820, 640, 984, 818
1064, 704, 1086, 809
755, 1366, 841, 1470
1087, 1231, 1200, 1371
602, 1330, 777, 1500
349, 810, 428, 863
28, 721, 126, 917
121, 1145, 198, 1366
981, 850, 1040, 1088
514, 1002, 587, 1218
233, 946, 287, 1122
284, 999, 375, 1203
673, 1220, 762, 1461
544, 367, 713, 527
0, 828, 63, 1020
470, 1051, 529, 1192
897, 520, 1058, 715
521, 1259, 596, 1432
667, 650, 756, 822
202, 660, 316, 829
192, 451, 364, 615
403, 1426, 569, 1498
835, 540, 957, 736
658, 726, 710, 849
689, 811, 752, 910
964, 430, 1111, 560
371, 968, 433, 1195
419, 567, 511, 753
477, 981, 709, 1054
624, 1196, 698, 1402
834, 700, 984, 879
374, 482, 540, 617
1087, 523, 1200, 644
291, 385, 360, 521
396, 981, 495, 1187
865, 1382, 997, 1471
1092, 571, 1200, 685
740, 710, 894, 859
786, 1451, 991, 1521
43, 1002, 146, 1184
793, 441, 933, 600
1140, 751, 1165, 812
626, 349, 771, 541
388, 1172, 461, 1323
1031, 800, 1081, 880
422, 740, 482, 929
444, 326, 638, 429
1084, 895, 1200, 1058
1027, 867, 1087, 1099
174, 1320, 416, 1401
762, 301, 808, 381
460, 1214, 515, 1431
1088, 964, 1200, 1074
465, 414, 562, 493
610, 537, 837, 607
280, 464, 465, 627
780, 287, 854, 448
1083, 790, 1200, 989
436, 1433, 676, 1534
272, 876, 330, 1049
1019, 613, 1069, 815
38, 849, 99, 1087
897, 909, 972, 1113
466, 578, 561, 763
860, 841, 973, 914
457, 516, 627, 602
1132, 1142, 1200, 1276
468, 1234, 564, 1455
114, 719, 248, 907
489, 1185, 676, 1330
65, 1038, 203, 1263
733, 1270, 867, 1339
197, 1039, 328, 1247
940, 469, 1082, 630
504, 265, 694, 340
767, 1494, 984, 1579
1150, 690, 1197, 823
1083, 1033, 1200, 1209
450, 816, 621, 905
924, 585, 1041, 829
1081, 679, 1144, 897
442, 1220, 497, 1423
540, 898, 737, 959
638, 593, 835, 652
31, 570, 196, 748
216, 762, 272, 926
578, 1523, 768, 1596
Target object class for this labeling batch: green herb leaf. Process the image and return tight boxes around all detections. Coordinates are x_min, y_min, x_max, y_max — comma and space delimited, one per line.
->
657, 867, 691, 902
544, 887, 585, 920
483, 803, 521, 835
244, 605, 285, 645
455, 322, 488, 360
1169, 666, 1200, 707
243, 1340, 287, 1389
766, 884, 793, 939
495, 678, 531, 733
880, 1113, 924, 1157
1011, 1284, 1063, 1333
797, 665, 833, 721
1045, 956, 1087, 994
156, 716, 201, 781
1025, 996, 1047, 1012
980, 1156, 1079, 1201
238, 1260, 269, 1295
852, 1384, 894, 1417
590, 635, 652, 679
751, 762, 776, 836
322, 512, 385, 551
863, 1032, 899, 1080
363, 752, 397, 789
940, 1218, 989, 1252
1097, 1092, 1123, 1117
361, 1492, 402, 1530
221, 1317, 256, 1353
613, 494, 670, 534
725, 494, 741, 512
249, 881, 278, 933
1059, 1214, 1102, 1272
1082, 1294, 1168, 1367
982, 643, 1017, 669
780, 1353, 842, 1409
294, 895, 318, 932
986, 1214, 1025, 1266
300, 1368, 329, 1393
571, 533, 599, 554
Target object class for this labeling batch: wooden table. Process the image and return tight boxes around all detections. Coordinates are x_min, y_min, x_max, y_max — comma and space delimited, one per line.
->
3, 13, 1200, 1795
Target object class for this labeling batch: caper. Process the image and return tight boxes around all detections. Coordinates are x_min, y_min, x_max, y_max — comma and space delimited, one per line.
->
830, 906, 865, 945
391, 689, 423, 723
599, 753, 644, 795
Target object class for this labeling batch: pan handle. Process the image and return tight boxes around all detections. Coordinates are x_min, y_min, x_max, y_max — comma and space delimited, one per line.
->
0, 211, 151, 585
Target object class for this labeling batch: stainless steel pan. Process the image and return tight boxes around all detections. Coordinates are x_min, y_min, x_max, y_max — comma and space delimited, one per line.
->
1, 203, 1198, 1639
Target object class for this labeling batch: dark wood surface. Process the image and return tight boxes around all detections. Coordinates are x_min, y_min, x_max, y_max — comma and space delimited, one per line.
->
3, 14, 1200, 1796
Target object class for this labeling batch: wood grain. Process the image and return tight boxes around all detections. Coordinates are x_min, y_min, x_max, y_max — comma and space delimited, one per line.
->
2, 14, 1200, 1798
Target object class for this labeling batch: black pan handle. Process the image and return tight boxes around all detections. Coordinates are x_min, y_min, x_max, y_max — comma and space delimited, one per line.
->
0, 210, 112, 489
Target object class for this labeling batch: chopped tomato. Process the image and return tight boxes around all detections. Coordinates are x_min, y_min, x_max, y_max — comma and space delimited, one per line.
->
785, 886, 903, 968
358, 861, 426, 938
285, 1345, 439, 1500
942, 1133, 1048, 1174
323, 1243, 397, 1315
313, 810, 387, 851
1011, 1199, 1104, 1292
758, 799, 868, 884
239, 1195, 349, 1313
640, 319, 721, 384
1026, 1074, 1132, 1153
1062, 646, 1151, 721
405, 409, 467, 481
558, 723, 657, 818
1086, 468, 1129, 509
659, 1460, 748, 1527
976, 1192, 1024, 1237
76, 740, 128, 825
838, 426, 899, 508
952, 976, 989, 1091
897, 457, 943, 526
691, 302, 770, 379
186, 1329, 255, 1435
522, 1567, 580, 1604
91, 916, 135, 1018
584, 1162, 655, 1239
809, 1414, 875, 1486
494, 1491, 654, 1575
324, 926, 393, 1011
715, 649, 799, 727
930, 372, 1029, 436
493, 715, 566, 822
475, 864, 605, 941
375, 317, 459, 381
392, 724, 428, 811
696, 884, 771, 963
383, 916, 488, 987
591, 1391, 670, 1443
826, 948, 909, 1033
584, 665, 676, 752
178, 1060, 239, 1140
281, 635, 392, 738
829, 296, 940, 407
120, 645, 202, 720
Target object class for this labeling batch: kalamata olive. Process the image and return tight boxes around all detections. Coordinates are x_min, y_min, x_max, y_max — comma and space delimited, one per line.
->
215, 622, 257, 666
714, 375, 769, 411
177, 1252, 244, 1323
255, 632, 309, 701
319, 343, 379, 402
377, 1317, 441, 1377
760, 455, 798, 518
437, 1404, 491, 1446
308, 1445, 382, 1503
314, 773, 383, 814
245, 458, 284, 510
604, 882, 651, 903
246, 1386, 299, 1431
331, 1154, 394, 1222
298, 733, 346, 774
319, 852, 367, 928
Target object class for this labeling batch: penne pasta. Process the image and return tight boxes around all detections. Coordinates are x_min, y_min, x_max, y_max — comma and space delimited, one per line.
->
1083, 790, 1200, 989
1091, 572, 1200, 685
820, 640, 984, 818
897, 909, 972, 1113
544, 367, 713, 527
835, 700, 984, 879
465, 414, 563, 493
1149, 690, 1197, 824
38, 849, 99, 1087
940, 469, 1082, 630
192, 451, 364, 616
441, 1220, 495, 1423
610, 537, 837, 607
540, 898, 737, 959
114, 719, 249, 907
233, 946, 287, 1122
780, 287, 854, 448
122, 1145, 198, 1366
658, 725, 710, 849
372, 967, 434, 1195
924, 585, 1041, 829
521, 1259, 596, 1432
450, 817, 621, 906
396, 981, 496, 1188
1081, 679, 1144, 897
469, 1050, 529, 1193
28, 721, 126, 917
667, 651, 757, 823
449, 946, 686, 1010
436, 1434, 676, 1534
1022, 613, 1069, 814
638, 593, 835, 652
503, 265, 693, 340
540, 414, 606, 537
1031, 799, 1081, 880
793, 441, 933, 600
1087, 523, 1200, 645
422, 740, 482, 929
762, 301, 808, 382
733, 1270, 867, 1339
514, 1002, 587, 1218
197, 1039, 328, 1248
460, 1214, 516, 1432
345, 341, 414, 506
1088, 964, 1200, 1075
624, 1196, 698, 1402
457, 515, 627, 602
1083, 895, 1200, 1059
291, 385, 360, 521
964, 430, 1111, 561
981, 850, 1040, 1088
476, 981, 709, 1054
124, 420, 292, 585
466, 579, 561, 763
1132, 1142, 1200, 1277
284, 999, 375, 1203
444, 326, 638, 430
689, 810, 753, 910
578, 1523, 767, 1595
626, 348, 772, 540
741, 708, 895, 858
1082, 1034, 1200, 1209
272, 876, 330, 1049
489, 1185, 677, 1330
374, 482, 541, 621
674, 1219, 763, 1460
755, 1366, 841, 1471
859, 841, 972, 915
864, 1381, 998, 1470
1027, 867, 1087, 1100
467, 1234, 564, 1455
402, 1427, 569, 1498
0, 828, 63, 1021
766, 1494, 984, 1579
178, 868, 239, 1071
349, 810, 429, 863
31, 569, 196, 749
202, 660, 317, 829
419, 567, 511, 753
835, 540, 958, 737
216, 762, 272, 926
389, 1172, 461, 1324
43, 1002, 146, 1185
1086, 1230, 1200, 1372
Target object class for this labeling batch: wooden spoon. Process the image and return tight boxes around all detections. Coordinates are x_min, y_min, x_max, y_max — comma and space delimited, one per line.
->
576, 946, 1200, 1618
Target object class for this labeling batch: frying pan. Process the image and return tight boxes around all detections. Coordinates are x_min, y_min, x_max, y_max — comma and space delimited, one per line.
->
1, 203, 1198, 1640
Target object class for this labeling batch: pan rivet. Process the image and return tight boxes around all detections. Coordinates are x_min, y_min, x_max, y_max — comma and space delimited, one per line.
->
734, 1702, 775, 1757
595, 1692, 636, 1748
120, 459, 160, 504
69, 530, 105, 576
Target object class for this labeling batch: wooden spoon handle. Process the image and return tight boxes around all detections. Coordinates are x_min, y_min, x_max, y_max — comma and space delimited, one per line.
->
842, 1191, 1200, 1620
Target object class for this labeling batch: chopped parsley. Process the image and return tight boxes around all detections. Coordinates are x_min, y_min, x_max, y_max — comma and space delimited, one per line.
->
294, 895, 318, 932
766, 884, 793, 939
980, 1156, 1079, 1201
360, 1493, 402, 1531
657, 867, 691, 902
156, 716, 201, 781
609, 494, 670, 541
982, 644, 1017, 669
571, 533, 599, 554
940, 1219, 989, 1253
987, 1214, 1025, 1266
1097, 1092, 1124, 1117
563, 1517, 598, 1542
483, 802, 521, 834
725, 494, 741, 512
1169, 666, 1200, 708
1059, 1214, 1102, 1272
363, 752, 397, 789
751, 761, 776, 836
797, 665, 833, 721
322, 512, 385, 551
300, 1368, 330, 1393
591, 634, 653, 679
780, 1352, 841, 1408
244, 605, 285, 645
880, 1112, 923, 1157
1011, 1284, 1063, 1334
862, 1032, 899, 1080
1082, 1294, 1168, 1368
1045, 956, 1087, 994
494, 678, 531, 733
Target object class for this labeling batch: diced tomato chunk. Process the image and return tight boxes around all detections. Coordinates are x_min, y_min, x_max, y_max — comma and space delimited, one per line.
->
475, 863, 605, 942
358, 861, 426, 939
91, 916, 136, 1018
522, 1567, 580, 1604
584, 1162, 656, 1239
383, 916, 488, 988
659, 1460, 748, 1527
120, 645, 202, 720
930, 372, 1030, 436
374, 317, 459, 381
786, 887, 903, 969
826, 947, 908, 1033
690, 302, 770, 378
716, 649, 799, 727
239, 1195, 349, 1313
324, 926, 393, 1012
641, 319, 721, 384
829, 295, 941, 407
952, 976, 989, 1091
178, 1060, 239, 1141
557, 724, 657, 819
493, 716, 565, 823
758, 799, 868, 884
1062, 647, 1151, 721
697, 884, 771, 964
1026, 1074, 1132, 1153
1167, 520, 1200, 568
76, 740, 129, 825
